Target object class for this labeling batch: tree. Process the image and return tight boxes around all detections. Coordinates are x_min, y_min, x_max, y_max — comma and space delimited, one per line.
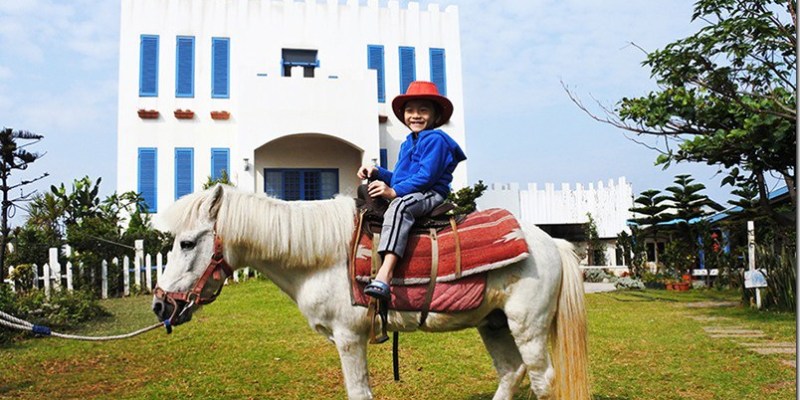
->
584, 212, 607, 266
661, 174, 724, 224
566, 0, 796, 226
629, 188, 670, 231
202, 169, 231, 190
447, 180, 488, 215
0, 128, 49, 279
660, 174, 723, 276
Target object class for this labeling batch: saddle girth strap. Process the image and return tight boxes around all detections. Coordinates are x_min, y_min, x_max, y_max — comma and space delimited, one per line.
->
419, 228, 439, 327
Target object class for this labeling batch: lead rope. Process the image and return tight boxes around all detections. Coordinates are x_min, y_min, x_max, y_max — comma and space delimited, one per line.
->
0, 309, 164, 341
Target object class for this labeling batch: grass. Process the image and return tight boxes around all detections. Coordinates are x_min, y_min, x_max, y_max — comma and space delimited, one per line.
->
1, 281, 796, 399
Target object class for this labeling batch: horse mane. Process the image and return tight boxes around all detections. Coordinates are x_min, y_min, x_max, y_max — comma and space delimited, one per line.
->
162, 185, 357, 270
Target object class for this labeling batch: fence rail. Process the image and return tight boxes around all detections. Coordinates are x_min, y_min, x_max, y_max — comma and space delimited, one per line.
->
2, 240, 255, 298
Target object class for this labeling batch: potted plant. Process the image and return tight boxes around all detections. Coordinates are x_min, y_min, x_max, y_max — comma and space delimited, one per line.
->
210, 110, 230, 120
174, 109, 194, 119
138, 109, 159, 119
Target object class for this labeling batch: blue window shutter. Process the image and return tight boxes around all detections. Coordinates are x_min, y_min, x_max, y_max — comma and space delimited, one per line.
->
367, 45, 385, 103
379, 148, 388, 168
138, 148, 158, 213
174, 148, 194, 199
399, 46, 416, 94
429, 48, 446, 96
139, 35, 159, 97
212, 38, 230, 98
211, 148, 230, 181
176, 36, 195, 97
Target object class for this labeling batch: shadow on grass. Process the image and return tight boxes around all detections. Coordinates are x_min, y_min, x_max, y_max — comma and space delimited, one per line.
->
0, 381, 34, 395
466, 392, 631, 400
608, 291, 678, 303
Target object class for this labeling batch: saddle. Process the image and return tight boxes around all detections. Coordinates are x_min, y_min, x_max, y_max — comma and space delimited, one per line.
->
354, 184, 462, 234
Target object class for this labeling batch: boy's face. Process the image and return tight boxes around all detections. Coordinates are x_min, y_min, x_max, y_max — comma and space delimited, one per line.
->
404, 100, 438, 133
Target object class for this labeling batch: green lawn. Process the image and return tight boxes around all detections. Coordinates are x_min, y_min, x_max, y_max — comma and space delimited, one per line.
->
1, 281, 795, 399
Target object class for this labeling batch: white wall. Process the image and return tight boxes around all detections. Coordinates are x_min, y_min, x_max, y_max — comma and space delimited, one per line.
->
478, 177, 634, 239
117, 0, 467, 221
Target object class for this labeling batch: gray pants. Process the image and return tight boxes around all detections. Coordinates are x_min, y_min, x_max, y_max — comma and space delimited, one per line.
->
378, 190, 446, 257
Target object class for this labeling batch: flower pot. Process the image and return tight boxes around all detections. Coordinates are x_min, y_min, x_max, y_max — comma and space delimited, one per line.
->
174, 109, 195, 119
138, 109, 159, 119
674, 282, 690, 291
210, 110, 230, 120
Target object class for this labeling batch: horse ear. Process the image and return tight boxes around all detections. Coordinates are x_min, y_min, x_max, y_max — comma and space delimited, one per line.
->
206, 184, 224, 221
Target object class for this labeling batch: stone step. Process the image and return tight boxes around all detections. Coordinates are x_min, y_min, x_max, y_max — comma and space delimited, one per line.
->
709, 333, 766, 338
739, 342, 795, 348
704, 329, 764, 335
750, 347, 796, 355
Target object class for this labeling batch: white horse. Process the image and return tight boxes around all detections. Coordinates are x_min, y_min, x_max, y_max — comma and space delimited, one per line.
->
152, 185, 589, 400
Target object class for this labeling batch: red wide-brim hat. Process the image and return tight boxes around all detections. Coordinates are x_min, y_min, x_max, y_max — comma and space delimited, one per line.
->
391, 81, 453, 129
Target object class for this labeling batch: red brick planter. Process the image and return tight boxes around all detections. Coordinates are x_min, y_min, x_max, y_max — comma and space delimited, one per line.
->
210, 110, 230, 120
174, 109, 195, 119
138, 109, 159, 119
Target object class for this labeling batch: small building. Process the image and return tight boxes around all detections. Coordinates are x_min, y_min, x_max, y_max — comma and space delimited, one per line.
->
116, 0, 467, 227
477, 177, 635, 266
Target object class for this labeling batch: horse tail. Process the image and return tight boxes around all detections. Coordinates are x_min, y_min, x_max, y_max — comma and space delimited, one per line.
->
549, 239, 590, 400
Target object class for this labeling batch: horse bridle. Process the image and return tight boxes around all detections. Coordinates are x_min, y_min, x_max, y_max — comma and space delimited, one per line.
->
154, 234, 234, 333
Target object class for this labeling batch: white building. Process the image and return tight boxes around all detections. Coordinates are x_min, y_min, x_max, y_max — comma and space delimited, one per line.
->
478, 177, 635, 266
116, 0, 467, 225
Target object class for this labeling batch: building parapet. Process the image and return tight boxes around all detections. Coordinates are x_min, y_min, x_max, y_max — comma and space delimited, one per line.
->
477, 177, 634, 238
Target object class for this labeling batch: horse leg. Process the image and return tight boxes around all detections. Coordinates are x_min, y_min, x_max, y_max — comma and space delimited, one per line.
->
333, 329, 373, 400
477, 324, 527, 400
506, 315, 555, 400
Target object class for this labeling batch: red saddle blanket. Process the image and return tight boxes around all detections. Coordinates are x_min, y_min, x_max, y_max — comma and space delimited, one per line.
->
350, 208, 529, 312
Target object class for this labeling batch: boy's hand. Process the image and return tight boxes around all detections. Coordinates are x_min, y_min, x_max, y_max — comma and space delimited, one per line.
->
368, 181, 396, 200
357, 165, 377, 180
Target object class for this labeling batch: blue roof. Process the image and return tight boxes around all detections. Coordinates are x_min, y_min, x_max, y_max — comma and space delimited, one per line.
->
705, 186, 789, 224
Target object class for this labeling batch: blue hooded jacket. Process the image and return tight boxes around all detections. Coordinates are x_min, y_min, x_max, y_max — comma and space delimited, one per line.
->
374, 129, 467, 198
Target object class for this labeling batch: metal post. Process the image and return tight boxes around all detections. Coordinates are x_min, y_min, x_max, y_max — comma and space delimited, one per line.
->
747, 220, 761, 309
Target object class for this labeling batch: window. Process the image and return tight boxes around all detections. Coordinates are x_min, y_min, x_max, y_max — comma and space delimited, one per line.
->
399, 46, 416, 93
138, 148, 157, 212
175, 36, 195, 97
367, 45, 385, 102
264, 169, 338, 200
282, 49, 318, 77
175, 148, 194, 199
211, 148, 230, 181
139, 35, 159, 97
212, 37, 230, 98
429, 48, 446, 96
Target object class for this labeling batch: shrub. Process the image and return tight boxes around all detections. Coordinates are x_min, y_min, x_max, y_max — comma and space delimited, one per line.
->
584, 268, 617, 283
0, 286, 109, 345
615, 277, 646, 290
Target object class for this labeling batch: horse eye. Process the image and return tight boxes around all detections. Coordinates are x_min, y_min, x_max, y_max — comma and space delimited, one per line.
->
180, 240, 196, 250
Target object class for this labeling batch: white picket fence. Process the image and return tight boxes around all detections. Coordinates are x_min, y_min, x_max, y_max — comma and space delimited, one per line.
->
2, 240, 255, 299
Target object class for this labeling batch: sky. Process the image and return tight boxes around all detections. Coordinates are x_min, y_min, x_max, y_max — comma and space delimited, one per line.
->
0, 0, 760, 224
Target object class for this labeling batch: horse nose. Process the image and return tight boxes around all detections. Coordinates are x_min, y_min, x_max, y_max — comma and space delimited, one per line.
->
152, 297, 170, 321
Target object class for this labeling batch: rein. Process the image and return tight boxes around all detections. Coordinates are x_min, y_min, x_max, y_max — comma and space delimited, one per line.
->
154, 234, 234, 332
